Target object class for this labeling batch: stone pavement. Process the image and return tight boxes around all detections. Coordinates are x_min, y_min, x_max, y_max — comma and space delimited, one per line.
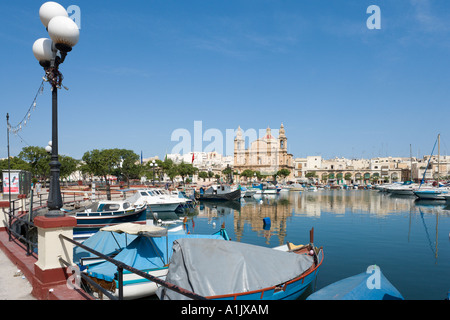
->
0, 246, 35, 300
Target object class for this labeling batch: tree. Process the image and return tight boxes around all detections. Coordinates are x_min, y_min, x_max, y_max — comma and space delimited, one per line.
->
305, 172, 317, 178
177, 161, 197, 184
0, 157, 31, 172
115, 149, 141, 188
240, 169, 254, 181
222, 166, 233, 183
18, 146, 50, 183
82, 149, 122, 200
59, 155, 79, 184
277, 169, 290, 180
198, 171, 208, 181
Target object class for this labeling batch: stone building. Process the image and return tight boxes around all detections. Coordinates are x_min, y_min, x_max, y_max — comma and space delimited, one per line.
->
234, 124, 294, 179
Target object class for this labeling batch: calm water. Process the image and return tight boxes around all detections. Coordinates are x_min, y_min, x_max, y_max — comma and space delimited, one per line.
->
178, 189, 450, 300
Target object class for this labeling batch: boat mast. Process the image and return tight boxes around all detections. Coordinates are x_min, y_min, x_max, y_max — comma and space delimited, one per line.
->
410, 144, 413, 182
437, 133, 440, 185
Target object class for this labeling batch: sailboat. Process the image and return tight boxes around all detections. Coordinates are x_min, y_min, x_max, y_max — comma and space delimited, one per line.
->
414, 134, 449, 200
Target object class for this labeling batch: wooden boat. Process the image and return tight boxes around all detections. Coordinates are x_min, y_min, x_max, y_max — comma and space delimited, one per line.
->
83, 223, 230, 300
306, 266, 403, 300
157, 228, 323, 300
62, 200, 147, 228
196, 185, 241, 201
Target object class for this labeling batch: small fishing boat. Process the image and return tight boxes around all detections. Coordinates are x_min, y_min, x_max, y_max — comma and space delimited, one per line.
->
62, 200, 147, 228
157, 228, 323, 300
84, 222, 230, 299
196, 185, 241, 201
306, 266, 403, 300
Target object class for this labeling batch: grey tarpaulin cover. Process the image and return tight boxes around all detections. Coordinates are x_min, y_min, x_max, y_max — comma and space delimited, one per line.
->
157, 238, 314, 300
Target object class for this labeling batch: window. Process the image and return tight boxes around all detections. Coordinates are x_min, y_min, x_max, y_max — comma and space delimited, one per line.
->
103, 204, 120, 211
123, 202, 130, 209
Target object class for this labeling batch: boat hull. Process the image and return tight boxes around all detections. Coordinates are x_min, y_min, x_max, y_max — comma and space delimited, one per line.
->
198, 189, 241, 201
208, 249, 324, 301
414, 190, 448, 200
148, 203, 180, 212
74, 206, 147, 228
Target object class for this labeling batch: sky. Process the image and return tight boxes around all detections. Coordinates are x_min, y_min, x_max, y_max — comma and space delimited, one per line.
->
1, 0, 450, 161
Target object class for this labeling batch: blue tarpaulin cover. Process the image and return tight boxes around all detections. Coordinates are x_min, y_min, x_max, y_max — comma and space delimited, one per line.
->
73, 231, 138, 263
87, 234, 226, 282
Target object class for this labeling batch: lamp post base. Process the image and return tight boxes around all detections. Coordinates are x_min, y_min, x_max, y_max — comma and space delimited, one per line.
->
45, 209, 65, 218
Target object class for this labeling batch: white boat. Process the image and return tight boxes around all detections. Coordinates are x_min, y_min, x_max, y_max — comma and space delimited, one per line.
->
387, 182, 421, 196
62, 199, 147, 229
125, 189, 181, 212
414, 187, 450, 200
239, 186, 257, 198
289, 183, 304, 191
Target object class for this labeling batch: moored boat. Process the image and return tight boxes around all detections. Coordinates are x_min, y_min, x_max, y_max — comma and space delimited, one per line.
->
196, 185, 241, 201
62, 200, 147, 228
414, 188, 449, 200
306, 265, 403, 300
83, 222, 230, 299
157, 228, 323, 300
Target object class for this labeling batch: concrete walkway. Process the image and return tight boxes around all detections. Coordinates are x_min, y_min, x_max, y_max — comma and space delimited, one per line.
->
0, 246, 35, 300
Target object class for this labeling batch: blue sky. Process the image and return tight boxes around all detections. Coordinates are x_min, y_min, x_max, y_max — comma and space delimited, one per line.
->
1, 0, 450, 160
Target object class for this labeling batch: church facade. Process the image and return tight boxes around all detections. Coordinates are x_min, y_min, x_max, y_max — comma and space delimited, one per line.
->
234, 124, 294, 179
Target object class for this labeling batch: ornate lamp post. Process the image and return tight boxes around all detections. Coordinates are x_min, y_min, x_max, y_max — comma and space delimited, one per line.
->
150, 160, 158, 186
32, 2, 79, 216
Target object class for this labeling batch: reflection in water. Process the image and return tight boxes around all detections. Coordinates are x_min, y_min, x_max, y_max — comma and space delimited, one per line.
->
190, 189, 450, 300
196, 190, 449, 256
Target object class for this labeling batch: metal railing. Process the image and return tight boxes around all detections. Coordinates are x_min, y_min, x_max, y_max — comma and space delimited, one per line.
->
59, 234, 206, 300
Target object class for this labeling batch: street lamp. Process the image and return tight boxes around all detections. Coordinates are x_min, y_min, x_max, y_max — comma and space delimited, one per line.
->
32, 2, 79, 217
150, 160, 158, 186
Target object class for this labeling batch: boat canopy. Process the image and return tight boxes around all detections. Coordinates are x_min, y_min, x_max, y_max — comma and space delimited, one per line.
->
100, 222, 168, 237
157, 238, 314, 300
87, 234, 226, 282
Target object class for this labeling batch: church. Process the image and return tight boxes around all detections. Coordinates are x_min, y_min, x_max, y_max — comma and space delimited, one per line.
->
234, 123, 294, 179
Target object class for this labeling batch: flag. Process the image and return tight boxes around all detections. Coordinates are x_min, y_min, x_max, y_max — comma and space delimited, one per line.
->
140, 151, 143, 164
192, 152, 195, 163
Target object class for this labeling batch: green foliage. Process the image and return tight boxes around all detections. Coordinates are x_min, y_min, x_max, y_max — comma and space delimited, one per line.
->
277, 169, 290, 178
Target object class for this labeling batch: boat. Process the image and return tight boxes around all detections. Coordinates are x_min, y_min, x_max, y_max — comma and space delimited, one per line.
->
157, 228, 323, 300
83, 222, 230, 299
289, 183, 304, 191
252, 183, 279, 195
306, 185, 318, 192
414, 134, 448, 201
62, 200, 147, 229
123, 189, 182, 212
196, 185, 241, 201
238, 186, 257, 198
414, 187, 449, 200
386, 181, 420, 195
306, 266, 403, 300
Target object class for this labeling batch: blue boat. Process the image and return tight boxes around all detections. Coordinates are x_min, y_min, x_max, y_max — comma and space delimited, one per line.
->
306, 265, 404, 300
62, 200, 147, 228
83, 223, 230, 299
157, 228, 323, 300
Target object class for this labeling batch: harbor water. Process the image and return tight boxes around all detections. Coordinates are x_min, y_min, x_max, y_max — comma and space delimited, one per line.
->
180, 189, 450, 300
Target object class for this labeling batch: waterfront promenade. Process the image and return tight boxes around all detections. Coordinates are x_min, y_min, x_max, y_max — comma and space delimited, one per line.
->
0, 244, 35, 300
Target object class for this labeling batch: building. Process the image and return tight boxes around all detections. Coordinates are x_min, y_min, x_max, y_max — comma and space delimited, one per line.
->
234, 124, 294, 179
